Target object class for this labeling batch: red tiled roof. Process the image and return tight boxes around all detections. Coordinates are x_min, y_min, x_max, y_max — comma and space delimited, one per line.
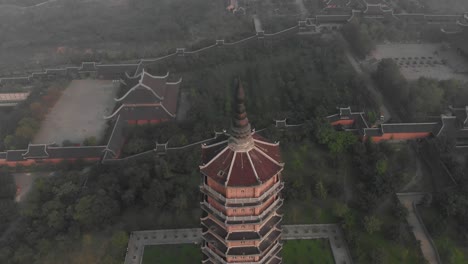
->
228, 152, 258, 186
252, 134, 282, 163
110, 70, 180, 120
118, 86, 162, 104
248, 148, 282, 182
162, 81, 181, 116
202, 138, 229, 164
200, 132, 283, 187
201, 147, 235, 183
109, 104, 174, 120
141, 71, 168, 98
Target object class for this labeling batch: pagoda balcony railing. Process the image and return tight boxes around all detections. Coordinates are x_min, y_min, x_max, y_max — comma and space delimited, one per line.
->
202, 242, 283, 264
202, 228, 227, 243
201, 198, 284, 222
259, 242, 283, 264
200, 182, 284, 204
230, 242, 282, 263
202, 246, 227, 264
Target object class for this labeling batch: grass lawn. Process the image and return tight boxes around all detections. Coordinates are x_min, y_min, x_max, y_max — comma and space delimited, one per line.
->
142, 244, 202, 264
282, 199, 339, 224
434, 237, 468, 264
282, 239, 334, 264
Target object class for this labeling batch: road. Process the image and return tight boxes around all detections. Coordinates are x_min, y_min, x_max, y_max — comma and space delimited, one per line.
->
397, 193, 441, 264
124, 224, 353, 264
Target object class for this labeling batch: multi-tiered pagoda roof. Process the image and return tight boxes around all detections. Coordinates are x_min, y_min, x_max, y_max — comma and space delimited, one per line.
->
200, 80, 284, 264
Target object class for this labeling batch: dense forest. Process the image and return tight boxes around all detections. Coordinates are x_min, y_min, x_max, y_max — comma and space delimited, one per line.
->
0, 80, 68, 151
374, 59, 468, 121
121, 34, 376, 156
0, 34, 378, 263
0, 32, 430, 263
2, 6, 468, 262
0, 0, 253, 72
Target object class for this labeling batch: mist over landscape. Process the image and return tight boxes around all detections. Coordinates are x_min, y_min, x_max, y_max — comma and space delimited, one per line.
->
0, 0, 467, 264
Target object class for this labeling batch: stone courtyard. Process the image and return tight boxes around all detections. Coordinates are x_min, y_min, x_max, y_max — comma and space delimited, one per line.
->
370, 43, 468, 81
33, 79, 118, 145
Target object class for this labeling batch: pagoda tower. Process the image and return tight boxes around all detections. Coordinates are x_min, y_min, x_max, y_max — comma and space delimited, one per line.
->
200, 81, 284, 264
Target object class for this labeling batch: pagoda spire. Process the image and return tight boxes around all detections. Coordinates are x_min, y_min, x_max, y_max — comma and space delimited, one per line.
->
230, 79, 252, 142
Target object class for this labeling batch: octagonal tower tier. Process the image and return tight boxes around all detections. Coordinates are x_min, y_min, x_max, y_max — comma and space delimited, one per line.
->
200, 81, 284, 264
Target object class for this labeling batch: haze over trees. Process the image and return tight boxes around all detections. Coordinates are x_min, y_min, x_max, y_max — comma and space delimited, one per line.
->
374, 59, 468, 121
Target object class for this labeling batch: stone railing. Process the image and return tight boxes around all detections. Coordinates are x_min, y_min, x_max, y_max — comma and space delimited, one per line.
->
201, 198, 283, 222
412, 201, 443, 264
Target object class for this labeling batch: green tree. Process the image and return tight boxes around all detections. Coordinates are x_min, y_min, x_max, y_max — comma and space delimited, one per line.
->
315, 180, 328, 200
47, 210, 66, 230
3, 135, 16, 149
363, 215, 382, 234
109, 230, 129, 258
374, 59, 409, 115
327, 131, 358, 156
0, 170, 16, 199
342, 21, 376, 58
410, 78, 444, 114
83, 136, 97, 146
13, 245, 34, 263
333, 202, 350, 218
74, 194, 119, 228
142, 179, 167, 209
172, 193, 188, 211
375, 158, 388, 176
14, 117, 40, 143
124, 137, 150, 155
62, 139, 74, 146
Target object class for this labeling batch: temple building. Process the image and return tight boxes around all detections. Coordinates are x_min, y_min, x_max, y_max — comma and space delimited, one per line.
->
0, 92, 30, 107
327, 106, 468, 146
105, 70, 181, 125
322, 0, 351, 10
199, 81, 284, 264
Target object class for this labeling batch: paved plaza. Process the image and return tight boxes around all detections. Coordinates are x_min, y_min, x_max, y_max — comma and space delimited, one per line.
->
371, 44, 468, 81
34, 79, 118, 145
124, 224, 353, 264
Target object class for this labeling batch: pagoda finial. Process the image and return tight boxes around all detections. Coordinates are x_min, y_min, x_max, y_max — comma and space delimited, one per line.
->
230, 79, 252, 143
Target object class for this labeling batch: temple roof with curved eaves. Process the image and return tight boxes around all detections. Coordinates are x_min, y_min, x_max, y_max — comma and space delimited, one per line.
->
200, 81, 283, 187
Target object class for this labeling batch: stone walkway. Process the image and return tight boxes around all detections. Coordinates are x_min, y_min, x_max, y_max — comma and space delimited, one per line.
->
397, 193, 441, 264
124, 224, 352, 264
124, 228, 202, 264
